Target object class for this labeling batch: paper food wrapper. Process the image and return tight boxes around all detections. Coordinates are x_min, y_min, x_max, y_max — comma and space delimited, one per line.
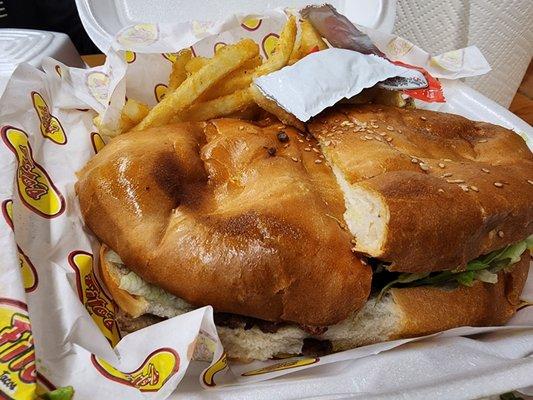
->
0, 7, 531, 400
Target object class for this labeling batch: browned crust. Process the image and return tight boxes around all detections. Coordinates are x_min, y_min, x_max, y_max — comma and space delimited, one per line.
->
390, 252, 530, 338
77, 120, 371, 326
309, 105, 533, 272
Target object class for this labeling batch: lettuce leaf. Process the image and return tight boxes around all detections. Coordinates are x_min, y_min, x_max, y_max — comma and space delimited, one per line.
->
379, 235, 531, 297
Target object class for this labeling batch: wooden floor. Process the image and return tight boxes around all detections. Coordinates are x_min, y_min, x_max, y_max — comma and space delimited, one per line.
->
82, 55, 533, 125
509, 61, 533, 125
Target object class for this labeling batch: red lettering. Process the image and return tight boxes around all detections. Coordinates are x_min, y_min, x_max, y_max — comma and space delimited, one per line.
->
0, 314, 31, 347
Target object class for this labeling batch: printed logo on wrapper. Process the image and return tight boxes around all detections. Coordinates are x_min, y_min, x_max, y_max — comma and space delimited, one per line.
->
90, 132, 106, 154
241, 357, 319, 377
262, 33, 279, 59
201, 352, 228, 387
117, 23, 159, 47
154, 84, 168, 103
0, 298, 37, 400
86, 71, 111, 105
213, 42, 226, 54
68, 251, 120, 346
124, 51, 137, 64
1, 200, 38, 293
31, 92, 67, 145
162, 53, 178, 63
1, 126, 65, 219
241, 17, 262, 31
91, 348, 180, 391
386, 37, 414, 58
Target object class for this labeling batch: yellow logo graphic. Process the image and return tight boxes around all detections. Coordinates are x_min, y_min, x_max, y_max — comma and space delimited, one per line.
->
262, 33, 279, 59
154, 83, 168, 103
124, 50, 137, 63
2, 199, 39, 293
213, 42, 226, 54
90, 132, 105, 154
31, 92, 67, 145
69, 251, 120, 346
241, 357, 319, 376
117, 24, 159, 47
0, 298, 36, 400
86, 71, 110, 105
386, 37, 414, 57
241, 17, 262, 31
162, 53, 178, 63
1, 126, 65, 219
202, 352, 228, 387
91, 348, 180, 391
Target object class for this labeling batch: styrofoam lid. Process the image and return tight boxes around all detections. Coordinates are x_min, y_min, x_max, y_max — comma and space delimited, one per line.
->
0, 28, 84, 96
75, 0, 396, 52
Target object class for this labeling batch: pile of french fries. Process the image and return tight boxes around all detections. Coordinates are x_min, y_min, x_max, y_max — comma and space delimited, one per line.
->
96, 15, 328, 137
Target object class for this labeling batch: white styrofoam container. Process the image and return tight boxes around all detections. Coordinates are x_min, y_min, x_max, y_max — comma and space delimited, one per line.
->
74, 0, 397, 52
67, 2, 531, 399
0, 29, 84, 96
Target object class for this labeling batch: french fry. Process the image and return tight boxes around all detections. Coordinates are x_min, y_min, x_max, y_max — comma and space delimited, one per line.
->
254, 15, 297, 77
176, 88, 254, 122
289, 19, 327, 64
250, 85, 304, 131
134, 39, 259, 130
168, 49, 192, 91
94, 99, 150, 137
185, 56, 209, 74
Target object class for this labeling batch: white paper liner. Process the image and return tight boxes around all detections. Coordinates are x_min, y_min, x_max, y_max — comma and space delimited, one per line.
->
0, 8, 531, 400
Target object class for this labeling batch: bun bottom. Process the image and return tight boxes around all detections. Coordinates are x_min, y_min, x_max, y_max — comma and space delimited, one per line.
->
105, 251, 530, 361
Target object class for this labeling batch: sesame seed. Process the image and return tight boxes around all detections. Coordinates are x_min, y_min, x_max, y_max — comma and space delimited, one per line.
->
319, 154, 325, 159
283, 143, 290, 148
419, 163, 430, 171
304, 147, 311, 152
364, 135, 373, 140
367, 129, 374, 134
298, 138, 304, 143
386, 137, 393, 142
527, 180, 533, 185
420, 116, 427, 121
470, 185, 479, 192
312, 148, 320, 153
443, 158, 452, 162
378, 132, 387, 136
438, 163, 445, 168
497, 230, 504, 238
494, 182, 504, 188
478, 139, 488, 143
314, 159, 322, 164
239, 126, 244, 130
481, 168, 490, 173
351, 238, 357, 244
340, 121, 350, 126
442, 173, 453, 178
459, 184, 469, 192
438, 188, 445, 193
291, 157, 299, 162
386, 126, 394, 131
446, 179, 465, 183
325, 140, 332, 146
411, 158, 419, 163
374, 136, 382, 142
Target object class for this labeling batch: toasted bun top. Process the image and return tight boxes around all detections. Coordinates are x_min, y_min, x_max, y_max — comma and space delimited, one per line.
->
77, 120, 371, 326
308, 105, 533, 272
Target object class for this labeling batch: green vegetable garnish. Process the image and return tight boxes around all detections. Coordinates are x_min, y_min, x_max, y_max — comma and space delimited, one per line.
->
40, 386, 74, 400
378, 235, 531, 299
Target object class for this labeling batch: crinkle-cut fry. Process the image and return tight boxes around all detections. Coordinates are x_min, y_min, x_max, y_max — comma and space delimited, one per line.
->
289, 19, 328, 65
175, 88, 254, 122
250, 85, 304, 131
168, 49, 192, 91
185, 56, 210, 74
254, 15, 297, 77
134, 39, 259, 130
